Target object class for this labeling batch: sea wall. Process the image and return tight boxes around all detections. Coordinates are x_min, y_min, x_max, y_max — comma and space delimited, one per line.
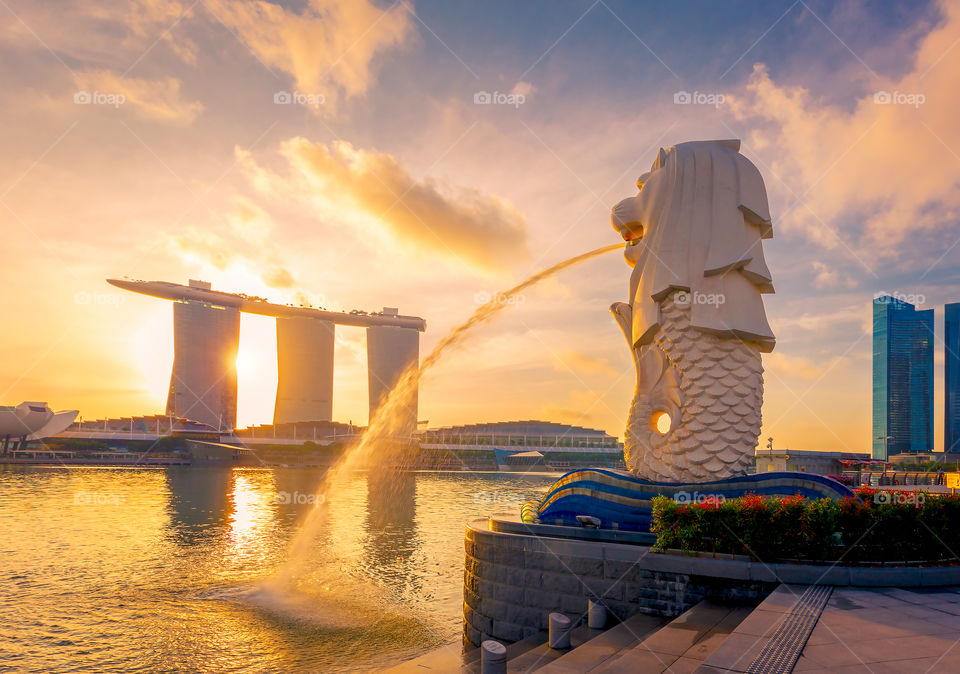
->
463, 520, 773, 646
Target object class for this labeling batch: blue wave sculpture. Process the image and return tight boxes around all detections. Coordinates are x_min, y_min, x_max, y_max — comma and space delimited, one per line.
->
535, 469, 856, 532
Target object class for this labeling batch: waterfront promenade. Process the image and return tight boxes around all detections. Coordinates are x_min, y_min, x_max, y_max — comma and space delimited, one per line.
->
390, 584, 960, 673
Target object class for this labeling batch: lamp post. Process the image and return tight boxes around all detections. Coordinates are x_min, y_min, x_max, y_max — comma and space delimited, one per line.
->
876, 435, 893, 462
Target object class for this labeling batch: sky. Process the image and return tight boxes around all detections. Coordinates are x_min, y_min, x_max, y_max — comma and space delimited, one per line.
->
1, 0, 959, 453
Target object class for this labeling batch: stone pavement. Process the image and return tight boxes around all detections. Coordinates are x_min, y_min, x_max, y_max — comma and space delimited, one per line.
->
701, 585, 960, 673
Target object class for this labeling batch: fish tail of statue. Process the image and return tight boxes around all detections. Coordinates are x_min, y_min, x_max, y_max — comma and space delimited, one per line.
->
624, 294, 762, 482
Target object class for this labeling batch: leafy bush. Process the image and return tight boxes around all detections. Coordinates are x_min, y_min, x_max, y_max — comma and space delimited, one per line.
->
651, 489, 960, 564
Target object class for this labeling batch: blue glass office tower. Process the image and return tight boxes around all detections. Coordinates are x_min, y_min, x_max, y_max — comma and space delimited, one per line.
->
946, 303, 960, 453
872, 296, 934, 459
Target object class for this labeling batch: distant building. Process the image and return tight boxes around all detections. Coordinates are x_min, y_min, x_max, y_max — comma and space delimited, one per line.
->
366, 320, 420, 433
754, 449, 871, 475
419, 420, 624, 471
234, 420, 360, 444
274, 317, 335, 425
63, 414, 218, 438
0, 402, 78, 450
166, 281, 240, 431
945, 303, 960, 452
109, 278, 425, 429
872, 296, 934, 459
420, 420, 621, 449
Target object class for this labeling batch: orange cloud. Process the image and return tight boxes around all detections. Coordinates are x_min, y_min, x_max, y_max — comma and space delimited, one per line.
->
727, 0, 960, 258
766, 352, 847, 381
73, 70, 203, 124
204, 0, 414, 107
553, 349, 618, 378
239, 138, 530, 272
169, 197, 298, 291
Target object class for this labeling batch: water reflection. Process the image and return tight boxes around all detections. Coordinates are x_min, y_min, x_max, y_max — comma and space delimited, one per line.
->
364, 468, 420, 593
165, 467, 233, 545
0, 466, 557, 672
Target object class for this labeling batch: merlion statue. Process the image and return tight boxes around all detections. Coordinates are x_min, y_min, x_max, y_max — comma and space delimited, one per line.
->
610, 139, 776, 482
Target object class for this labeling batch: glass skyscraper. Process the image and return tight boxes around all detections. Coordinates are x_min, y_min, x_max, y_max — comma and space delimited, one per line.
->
946, 303, 960, 453
872, 296, 934, 459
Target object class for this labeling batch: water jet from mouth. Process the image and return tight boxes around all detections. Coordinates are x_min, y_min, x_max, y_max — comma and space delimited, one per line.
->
266, 241, 626, 591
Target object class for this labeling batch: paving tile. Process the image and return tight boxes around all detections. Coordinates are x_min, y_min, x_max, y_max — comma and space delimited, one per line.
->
683, 631, 737, 661
846, 634, 960, 663
698, 632, 767, 672
823, 663, 874, 673
798, 642, 870, 669
800, 633, 960, 668
729, 608, 786, 638
753, 584, 805, 614
829, 588, 905, 608
591, 647, 675, 673
668, 655, 706, 673
815, 610, 937, 642
641, 622, 713, 657
924, 600, 960, 616
839, 657, 956, 674
383, 641, 471, 672
826, 605, 958, 635
877, 588, 927, 605
791, 655, 833, 673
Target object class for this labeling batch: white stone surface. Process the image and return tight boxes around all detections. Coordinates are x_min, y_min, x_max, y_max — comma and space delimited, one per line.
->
610, 140, 776, 482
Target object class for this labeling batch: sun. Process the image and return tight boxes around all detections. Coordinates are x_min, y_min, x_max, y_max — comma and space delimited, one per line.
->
235, 351, 257, 377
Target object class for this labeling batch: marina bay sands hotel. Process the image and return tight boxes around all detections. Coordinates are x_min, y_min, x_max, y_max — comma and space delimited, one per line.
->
108, 279, 425, 431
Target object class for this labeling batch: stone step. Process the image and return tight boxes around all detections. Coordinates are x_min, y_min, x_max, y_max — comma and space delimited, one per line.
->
505, 624, 606, 673
533, 611, 668, 673
384, 630, 548, 673
591, 600, 754, 673
462, 630, 549, 673
382, 642, 479, 673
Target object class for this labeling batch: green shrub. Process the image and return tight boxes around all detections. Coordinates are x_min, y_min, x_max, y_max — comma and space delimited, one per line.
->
651, 488, 960, 564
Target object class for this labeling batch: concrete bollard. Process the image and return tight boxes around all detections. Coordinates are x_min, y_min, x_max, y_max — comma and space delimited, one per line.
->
481, 640, 506, 674
588, 600, 607, 629
549, 612, 572, 649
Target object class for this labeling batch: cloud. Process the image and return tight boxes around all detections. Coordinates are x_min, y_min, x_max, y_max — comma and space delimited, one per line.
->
553, 349, 618, 378
169, 196, 299, 290
239, 137, 530, 272
770, 305, 869, 334
766, 352, 846, 381
511, 81, 535, 98
73, 70, 203, 124
727, 0, 960, 262
204, 0, 414, 107
811, 261, 858, 290
3, 0, 410, 115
